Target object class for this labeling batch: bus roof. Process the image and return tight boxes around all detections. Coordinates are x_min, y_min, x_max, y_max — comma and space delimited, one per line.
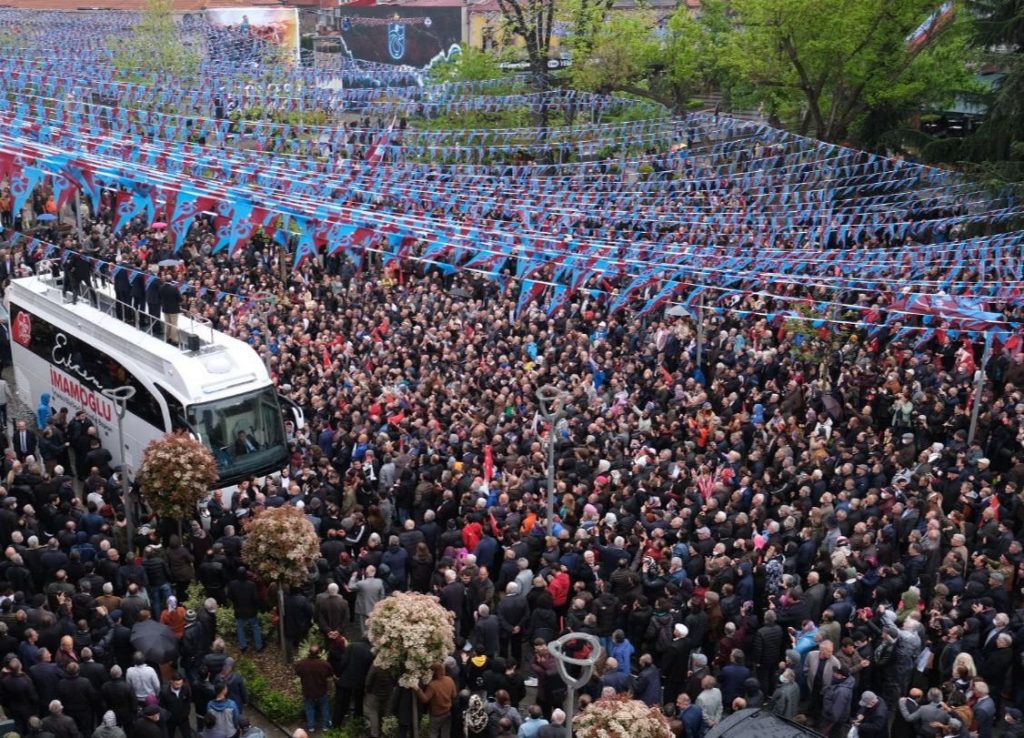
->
9, 273, 272, 405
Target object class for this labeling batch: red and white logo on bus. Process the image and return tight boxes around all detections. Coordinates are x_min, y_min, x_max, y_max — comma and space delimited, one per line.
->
11, 311, 31, 348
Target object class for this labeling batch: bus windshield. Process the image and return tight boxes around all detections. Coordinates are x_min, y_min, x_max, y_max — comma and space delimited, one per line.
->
187, 386, 288, 478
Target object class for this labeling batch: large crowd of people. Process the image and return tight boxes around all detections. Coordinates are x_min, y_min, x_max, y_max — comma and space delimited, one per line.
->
0, 133, 1020, 738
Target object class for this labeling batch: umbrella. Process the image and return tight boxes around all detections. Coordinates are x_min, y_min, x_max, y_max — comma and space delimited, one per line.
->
821, 392, 844, 422
36, 214, 57, 222
130, 619, 179, 663
152, 222, 168, 229
157, 258, 183, 267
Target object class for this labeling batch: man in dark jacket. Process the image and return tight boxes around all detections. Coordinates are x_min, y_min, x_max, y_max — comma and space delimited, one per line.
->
159, 672, 193, 738
145, 273, 163, 339
854, 691, 889, 738
180, 611, 208, 683
634, 654, 662, 706
0, 658, 40, 732
54, 662, 97, 735
100, 666, 136, 731
226, 569, 262, 653
752, 610, 785, 694
661, 624, 692, 704
142, 548, 171, 617
335, 637, 373, 726
159, 273, 182, 345
132, 704, 164, 738
42, 700, 80, 738
295, 645, 334, 734
473, 604, 500, 657
496, 583, 529, 663
113, 263, 133, 323
31, 649, 63, 715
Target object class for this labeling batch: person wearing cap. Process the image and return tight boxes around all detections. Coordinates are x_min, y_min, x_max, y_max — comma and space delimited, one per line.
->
1005, 708, 1024, 738
131, 704, 163, 738
661, 623, 691, 704
180, 610, 207, 684
854, 691, 888, 738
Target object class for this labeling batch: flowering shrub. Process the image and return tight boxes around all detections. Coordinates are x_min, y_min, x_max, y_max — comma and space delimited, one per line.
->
574, 695, 673, 738
366, 592, 454, 688
242, 506, 321, 587
137, 432, 218, 520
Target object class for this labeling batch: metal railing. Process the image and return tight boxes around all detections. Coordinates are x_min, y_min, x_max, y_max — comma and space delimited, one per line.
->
34, 271, 217, 352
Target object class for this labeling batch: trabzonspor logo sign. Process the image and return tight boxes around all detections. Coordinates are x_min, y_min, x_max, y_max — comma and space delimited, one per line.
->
12, 310, 31, 347
388, 22, 405, 61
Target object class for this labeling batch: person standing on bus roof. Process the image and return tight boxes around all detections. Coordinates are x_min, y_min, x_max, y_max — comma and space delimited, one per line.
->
159, 272, 182, 347
146, 271, 163, 340
131, 269, 147, 330
113, 262, 133, 324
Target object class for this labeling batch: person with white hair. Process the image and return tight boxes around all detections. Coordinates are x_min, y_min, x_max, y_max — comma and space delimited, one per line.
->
497, 581, 528, 662
42, 700, 79, 738
537, 709, 567, 738
314, 581, 350, 638
349, 564, 385, 636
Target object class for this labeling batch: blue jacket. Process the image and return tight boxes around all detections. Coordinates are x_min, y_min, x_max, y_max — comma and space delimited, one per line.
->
36, 393, 53, 430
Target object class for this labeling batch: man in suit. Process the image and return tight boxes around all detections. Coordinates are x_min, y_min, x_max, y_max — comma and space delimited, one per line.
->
13, 420, 37, 462
113, 262, 133, 323
804, 640, 840, 724
159, 272, 182, 345
973, 681, 997, 738
145, 271, 163, 339
314, 582, 350, 639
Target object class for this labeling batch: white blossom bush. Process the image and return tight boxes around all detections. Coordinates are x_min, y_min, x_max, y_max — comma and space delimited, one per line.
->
137, 432, 218, 519
241, 506, 321, 587
366, 592, 454, 688
574, 695, 673, 738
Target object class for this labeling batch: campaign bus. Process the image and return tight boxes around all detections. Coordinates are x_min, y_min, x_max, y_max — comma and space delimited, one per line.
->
7, 272, 302, 490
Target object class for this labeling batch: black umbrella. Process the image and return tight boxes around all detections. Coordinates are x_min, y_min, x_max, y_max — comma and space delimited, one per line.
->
130, 619, 179, 663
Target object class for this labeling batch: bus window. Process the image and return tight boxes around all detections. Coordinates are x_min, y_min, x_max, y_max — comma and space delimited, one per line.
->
187, 386, 287, 477
155, 384, 188, 433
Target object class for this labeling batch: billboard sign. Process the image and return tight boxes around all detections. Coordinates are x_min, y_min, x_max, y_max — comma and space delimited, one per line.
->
207, 7, 301, 63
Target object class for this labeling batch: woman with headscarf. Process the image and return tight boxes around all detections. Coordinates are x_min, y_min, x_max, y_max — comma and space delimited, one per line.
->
463, 694, 489, 738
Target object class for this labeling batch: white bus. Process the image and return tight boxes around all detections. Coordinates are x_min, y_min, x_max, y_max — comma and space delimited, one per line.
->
7, 273, 303, 489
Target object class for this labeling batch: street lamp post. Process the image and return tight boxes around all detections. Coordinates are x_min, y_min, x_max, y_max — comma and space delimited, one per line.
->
253, 292, 277, 377
102, 386, 137, 548
536, 385, 565, 536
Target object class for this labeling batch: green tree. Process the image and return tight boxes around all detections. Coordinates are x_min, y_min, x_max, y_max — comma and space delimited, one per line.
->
496, 0, 556, 89
428, 47, 505, 83
110, 0, 200, 83
569, 2, 726, 112
935, 0, 1024, 188
720, 0, 973, 141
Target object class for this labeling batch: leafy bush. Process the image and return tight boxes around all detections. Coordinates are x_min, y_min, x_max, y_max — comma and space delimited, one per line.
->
260, 690, 304, 724
236, 656, 301, 723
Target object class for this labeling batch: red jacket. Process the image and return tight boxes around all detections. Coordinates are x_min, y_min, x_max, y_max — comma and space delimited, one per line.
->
548, 572, 570, 608
462, 521, 483, 552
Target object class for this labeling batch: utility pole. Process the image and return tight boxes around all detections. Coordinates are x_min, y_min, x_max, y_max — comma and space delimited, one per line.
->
102, 386, 138, 549
968, 333, 993, 446
536, 385, 565, 536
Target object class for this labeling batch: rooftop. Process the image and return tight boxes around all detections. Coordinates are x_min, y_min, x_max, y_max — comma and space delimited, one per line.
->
0, 0, 281, 9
